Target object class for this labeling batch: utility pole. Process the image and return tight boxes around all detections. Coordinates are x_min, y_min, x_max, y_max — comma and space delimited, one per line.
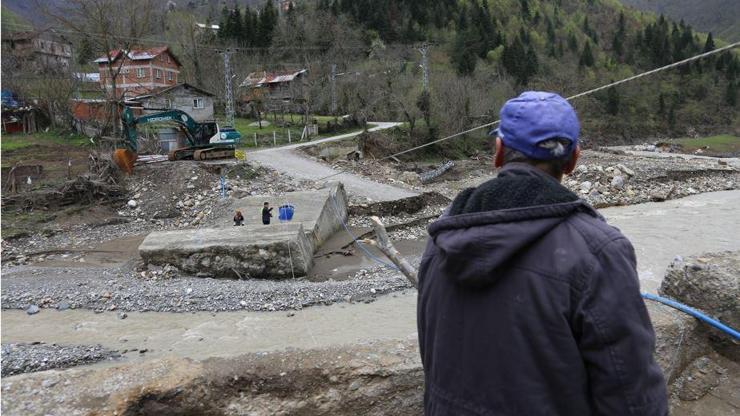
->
330, 63, 337, 115
418, 43, 430, 91
222, 50, 235, 126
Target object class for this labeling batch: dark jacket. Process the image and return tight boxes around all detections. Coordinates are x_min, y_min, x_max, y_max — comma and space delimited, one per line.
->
262, 207, 273, 224
418, 163, 667, 416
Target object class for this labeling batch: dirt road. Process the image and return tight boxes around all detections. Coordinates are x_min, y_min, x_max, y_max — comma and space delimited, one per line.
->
248, 122, 417, 201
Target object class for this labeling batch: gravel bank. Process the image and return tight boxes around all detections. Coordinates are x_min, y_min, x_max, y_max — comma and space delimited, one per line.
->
321, 149, 739, 207
1, 261, 415, 313
1, 343, 120, 376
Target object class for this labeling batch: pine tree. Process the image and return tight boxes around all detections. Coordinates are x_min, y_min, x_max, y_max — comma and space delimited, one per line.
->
612, 11, 626, 58
77, 36, 94, 65
230, 7, 243, 44
451, 9, 478, 76
726, 81, 738, 107
567, 31, 578, 53
218, 5, 230, 39
258, 1, 278, 47
606, 86, 619, 115
242, 7, 256, 46
524, 46, 538, 84
703, 32, 715, 52
579, 41, 595, 67
520, 0, 530, 20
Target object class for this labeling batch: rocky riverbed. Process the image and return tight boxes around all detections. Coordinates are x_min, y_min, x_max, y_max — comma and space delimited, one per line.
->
1, 261, 414, 314
312, 148, 739, 207
1, 343, 120, 376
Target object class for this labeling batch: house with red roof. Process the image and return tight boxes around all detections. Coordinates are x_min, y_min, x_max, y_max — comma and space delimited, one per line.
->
95, 46, 181, 99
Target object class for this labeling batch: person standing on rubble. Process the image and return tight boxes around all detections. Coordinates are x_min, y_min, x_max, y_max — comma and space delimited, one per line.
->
233, 210, 244, 226
417, 91, 667, 415
262, 202, 273, 225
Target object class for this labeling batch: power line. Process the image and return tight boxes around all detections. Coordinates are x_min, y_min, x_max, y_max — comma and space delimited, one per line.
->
379, 40, 740, 162
314, 41, 740, 181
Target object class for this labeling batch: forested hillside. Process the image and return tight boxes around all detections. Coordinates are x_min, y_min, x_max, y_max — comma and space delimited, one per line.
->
210, 0, 739, 145
3, 0, 738, 146
619, 0, 739, 43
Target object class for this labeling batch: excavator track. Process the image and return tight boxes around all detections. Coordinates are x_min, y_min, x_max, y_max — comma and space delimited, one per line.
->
193, 147, 236, 161
168, 146, 236, 161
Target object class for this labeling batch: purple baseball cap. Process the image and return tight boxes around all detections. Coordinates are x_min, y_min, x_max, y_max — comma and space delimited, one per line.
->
490, 91, 580, 160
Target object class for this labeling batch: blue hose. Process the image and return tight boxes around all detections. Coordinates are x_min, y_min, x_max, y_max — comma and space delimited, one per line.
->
641, 292, 740, 341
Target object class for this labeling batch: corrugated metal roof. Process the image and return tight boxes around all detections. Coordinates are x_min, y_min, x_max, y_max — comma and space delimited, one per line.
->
239, 69, 307, 88
94, 46, 178, 65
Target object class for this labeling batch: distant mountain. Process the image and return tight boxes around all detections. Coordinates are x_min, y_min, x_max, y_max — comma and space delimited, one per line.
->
619, 0, 740, 42
1, 0, 69, 29
1, 6, 33, 32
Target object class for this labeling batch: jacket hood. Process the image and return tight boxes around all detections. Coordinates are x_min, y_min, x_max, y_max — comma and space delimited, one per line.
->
427, 164, 598, 288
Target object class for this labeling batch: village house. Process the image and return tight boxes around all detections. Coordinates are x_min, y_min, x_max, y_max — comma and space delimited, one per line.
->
127, 83, 216, 122
1, 29, 72, 72
94, 46, 181, 99
238, 69, 307, 113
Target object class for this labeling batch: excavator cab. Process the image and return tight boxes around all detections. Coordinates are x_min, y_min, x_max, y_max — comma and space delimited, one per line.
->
192, 122, 218, 146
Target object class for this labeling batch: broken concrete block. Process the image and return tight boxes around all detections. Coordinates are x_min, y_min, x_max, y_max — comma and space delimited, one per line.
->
139, 224, 313, 279
228, 182, 348, 251
648, 302, 710, 383
660, 251, 739, 359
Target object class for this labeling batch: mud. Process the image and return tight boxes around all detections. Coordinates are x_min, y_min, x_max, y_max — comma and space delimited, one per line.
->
1, 293, 419, 364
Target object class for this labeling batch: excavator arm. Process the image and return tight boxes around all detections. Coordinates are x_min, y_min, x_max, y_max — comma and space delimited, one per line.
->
113, 107, 240, 174
121, 107, 201, 151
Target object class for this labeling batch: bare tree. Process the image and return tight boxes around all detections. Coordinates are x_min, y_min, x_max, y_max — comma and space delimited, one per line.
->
164, 11, 207, 86
40, 0, 161, 135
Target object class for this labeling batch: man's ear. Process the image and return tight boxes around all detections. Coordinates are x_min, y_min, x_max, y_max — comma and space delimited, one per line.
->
494, 137, 505, 168
563, 145, 581, 175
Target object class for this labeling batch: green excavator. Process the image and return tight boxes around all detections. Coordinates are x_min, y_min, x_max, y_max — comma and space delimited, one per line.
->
113, 106, 241, 174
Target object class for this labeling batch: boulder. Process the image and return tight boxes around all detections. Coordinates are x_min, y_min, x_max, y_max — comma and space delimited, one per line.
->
660, 251, 739, 359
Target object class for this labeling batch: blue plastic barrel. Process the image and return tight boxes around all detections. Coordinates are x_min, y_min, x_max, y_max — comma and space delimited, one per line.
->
278, 204, 295, 221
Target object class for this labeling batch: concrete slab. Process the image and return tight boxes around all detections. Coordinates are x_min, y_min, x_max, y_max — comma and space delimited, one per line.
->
227, 181, 348, 250
139, 223, 313, 279
138, 183, 348, 279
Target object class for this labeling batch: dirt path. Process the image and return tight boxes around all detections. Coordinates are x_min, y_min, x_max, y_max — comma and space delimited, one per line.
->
248, 122, 416, 201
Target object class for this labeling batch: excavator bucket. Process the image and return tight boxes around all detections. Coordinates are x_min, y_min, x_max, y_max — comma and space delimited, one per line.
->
112, 149, 138, 175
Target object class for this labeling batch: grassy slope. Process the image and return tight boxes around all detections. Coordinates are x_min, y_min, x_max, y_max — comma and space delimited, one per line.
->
1, 131, 91, 192
672, 135, 740, 154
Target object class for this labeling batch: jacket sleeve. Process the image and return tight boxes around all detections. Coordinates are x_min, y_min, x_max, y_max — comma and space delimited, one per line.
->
573, 237, 668, 416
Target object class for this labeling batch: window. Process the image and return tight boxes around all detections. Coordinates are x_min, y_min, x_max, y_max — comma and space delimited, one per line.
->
154, 69, 162, 79
193, 98, 204, 109
136, 68, 145, 78
165, 99, 172, 109
167, 71, 173, 81
121, 68, 129, 74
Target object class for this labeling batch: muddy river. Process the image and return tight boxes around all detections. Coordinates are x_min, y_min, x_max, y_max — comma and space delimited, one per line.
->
2, 191, 738, 367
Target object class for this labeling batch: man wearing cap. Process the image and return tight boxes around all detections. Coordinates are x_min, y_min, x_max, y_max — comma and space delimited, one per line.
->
417, 91, 667, 415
